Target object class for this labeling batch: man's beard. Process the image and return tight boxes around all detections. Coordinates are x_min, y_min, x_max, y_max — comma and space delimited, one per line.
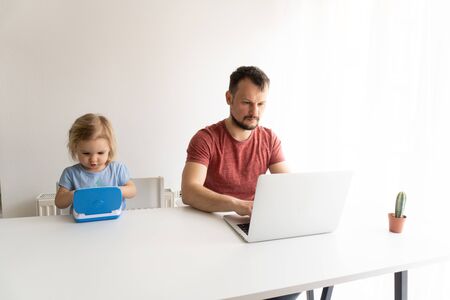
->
231, 114, 259, 130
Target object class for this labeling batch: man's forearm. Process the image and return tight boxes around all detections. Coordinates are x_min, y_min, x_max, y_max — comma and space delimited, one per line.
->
182, 184, 253, 216
182, 184, 236, 212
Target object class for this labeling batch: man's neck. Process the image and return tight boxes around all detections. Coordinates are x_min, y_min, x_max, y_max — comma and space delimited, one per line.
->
224, 117, 253, 142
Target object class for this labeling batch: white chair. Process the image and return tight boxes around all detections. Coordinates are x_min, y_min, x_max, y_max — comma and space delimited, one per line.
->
36, 193, 71, 216
126, 177, 174, 210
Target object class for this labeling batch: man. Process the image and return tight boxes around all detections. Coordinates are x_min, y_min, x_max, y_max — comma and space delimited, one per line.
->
181, 66, 289, 216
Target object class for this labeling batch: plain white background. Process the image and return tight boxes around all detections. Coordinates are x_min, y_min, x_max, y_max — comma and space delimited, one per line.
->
1, 0, 449, 299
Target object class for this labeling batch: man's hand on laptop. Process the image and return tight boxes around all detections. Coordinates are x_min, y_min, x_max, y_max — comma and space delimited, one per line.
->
232, 199, 253, 216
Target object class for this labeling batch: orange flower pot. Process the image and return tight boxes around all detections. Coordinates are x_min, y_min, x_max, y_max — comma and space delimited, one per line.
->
388, 213, 406, 233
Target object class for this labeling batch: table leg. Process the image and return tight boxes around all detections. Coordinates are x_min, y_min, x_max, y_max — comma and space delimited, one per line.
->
306, 290, 314, 300
320, 286, 333, 300
395, 270, 407, 300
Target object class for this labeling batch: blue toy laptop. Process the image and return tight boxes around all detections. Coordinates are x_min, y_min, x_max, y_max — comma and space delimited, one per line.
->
73, 186, 123, 223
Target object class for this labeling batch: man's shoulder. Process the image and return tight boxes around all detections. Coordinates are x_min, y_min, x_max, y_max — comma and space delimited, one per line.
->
186, 121, 225, 164
256, 125, 273, 132
192, 120, 225, 140
200, 120, 225, 133
253, 126, 282, 148
255, 125, 276, 137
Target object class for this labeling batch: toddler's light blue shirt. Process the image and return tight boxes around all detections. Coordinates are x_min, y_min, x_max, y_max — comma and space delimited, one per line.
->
59, 161, 130, 191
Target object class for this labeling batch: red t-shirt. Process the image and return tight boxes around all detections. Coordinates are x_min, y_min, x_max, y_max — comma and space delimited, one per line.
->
186, 120, 285, 200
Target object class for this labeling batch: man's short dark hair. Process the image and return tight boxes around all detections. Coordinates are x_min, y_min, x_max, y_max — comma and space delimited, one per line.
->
229, 66, 270, 95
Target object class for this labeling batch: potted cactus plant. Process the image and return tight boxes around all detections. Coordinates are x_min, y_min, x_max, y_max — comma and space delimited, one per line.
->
388, 191, 407, 233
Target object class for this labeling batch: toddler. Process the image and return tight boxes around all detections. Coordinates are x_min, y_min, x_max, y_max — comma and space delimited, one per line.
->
55, 113, 136, 208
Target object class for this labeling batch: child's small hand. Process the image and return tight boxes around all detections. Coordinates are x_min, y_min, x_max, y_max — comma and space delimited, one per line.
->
55, 187, 75, 209
120, 180, 137, 199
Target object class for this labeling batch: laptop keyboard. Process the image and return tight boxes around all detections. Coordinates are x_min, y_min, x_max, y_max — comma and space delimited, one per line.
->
237, 223, 250, 235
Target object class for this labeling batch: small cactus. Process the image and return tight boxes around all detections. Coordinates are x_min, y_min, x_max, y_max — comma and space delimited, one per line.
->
394, 191, 406, 218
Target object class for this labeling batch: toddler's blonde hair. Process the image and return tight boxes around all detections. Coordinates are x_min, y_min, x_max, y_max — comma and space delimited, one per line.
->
67, 113, 117, 162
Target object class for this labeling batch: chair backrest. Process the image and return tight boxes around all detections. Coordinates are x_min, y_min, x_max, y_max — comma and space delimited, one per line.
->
126, 177, 165, 210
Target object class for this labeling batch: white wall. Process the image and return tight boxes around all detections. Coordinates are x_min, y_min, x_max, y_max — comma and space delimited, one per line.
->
3, 0, 449, 216
1, 0, 294, 216
1, 0, 450, 297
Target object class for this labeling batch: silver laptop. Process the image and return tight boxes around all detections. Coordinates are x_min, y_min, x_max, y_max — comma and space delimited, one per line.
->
223, 171, 352, 242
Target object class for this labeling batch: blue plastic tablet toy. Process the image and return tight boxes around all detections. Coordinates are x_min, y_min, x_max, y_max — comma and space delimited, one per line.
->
73, 186, 123, 223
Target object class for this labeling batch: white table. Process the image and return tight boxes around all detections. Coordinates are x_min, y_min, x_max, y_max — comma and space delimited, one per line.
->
0, 207, 449, 300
